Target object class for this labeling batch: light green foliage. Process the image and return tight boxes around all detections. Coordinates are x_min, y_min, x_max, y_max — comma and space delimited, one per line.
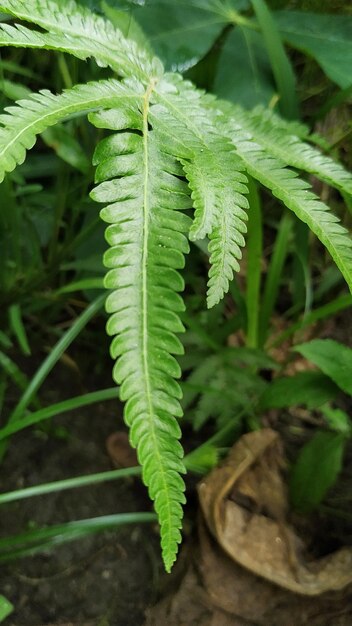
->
184, 145, 249, 307
210, 101, 352, 292
295, 339, 352, 397
0, 595, 14, 622
1, 0, 352, 570
228, 105, 352, 195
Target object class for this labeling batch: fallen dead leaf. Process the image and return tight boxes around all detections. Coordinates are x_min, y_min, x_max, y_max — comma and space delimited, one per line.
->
198, 429, 352, 595
145, 429, 352, 626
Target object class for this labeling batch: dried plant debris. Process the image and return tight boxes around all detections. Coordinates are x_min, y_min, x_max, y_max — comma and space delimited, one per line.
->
146, 429, 352, 626
198, 429, 352, 595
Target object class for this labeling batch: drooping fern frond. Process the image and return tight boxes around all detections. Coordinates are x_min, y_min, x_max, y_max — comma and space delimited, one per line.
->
229, 105, 352, 196
205, 103, 352, 293
183, 145, 248, 307
0, 79, 141, 182
152, 74, 250, 306
89, 94, 191, 572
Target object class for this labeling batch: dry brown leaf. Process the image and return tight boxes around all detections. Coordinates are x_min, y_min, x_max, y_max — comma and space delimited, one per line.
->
198, 429, 352, 596
146, 430, 352, 625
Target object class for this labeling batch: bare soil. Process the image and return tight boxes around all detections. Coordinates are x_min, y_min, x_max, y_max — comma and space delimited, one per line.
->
0, 352, 163, 626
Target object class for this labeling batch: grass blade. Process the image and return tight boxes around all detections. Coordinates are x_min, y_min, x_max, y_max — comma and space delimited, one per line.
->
6, 294, 106, 424
8, 304, 31, 356
259, 212, 292, 347
0, 513, 157, 562
250, 0, 298, 119
0, 294, 106, 459
0, 387, 118, 441
0, 466, 141, 504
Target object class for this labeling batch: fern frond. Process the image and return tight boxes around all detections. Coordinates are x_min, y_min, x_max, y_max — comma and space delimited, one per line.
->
0, 79, 141, 182
153, 75, 249, 307
183, 146, 248, 307
220, 117, 352, 291
230, 105, 352, 196
90, 94, 191, 572
0, 0, 161, 80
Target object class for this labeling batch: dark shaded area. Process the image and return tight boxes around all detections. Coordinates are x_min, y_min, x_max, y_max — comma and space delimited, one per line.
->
0, 355, 162, 626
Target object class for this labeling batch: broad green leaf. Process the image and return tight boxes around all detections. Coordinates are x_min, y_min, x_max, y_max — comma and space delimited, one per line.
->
114, 0, 249, 71
259, 371, 338, 411
213, 27, 275, 108
290, 430, 345, 512
101, 0, 153, 55
295, 339, 352, 397
275, 11, 352, 89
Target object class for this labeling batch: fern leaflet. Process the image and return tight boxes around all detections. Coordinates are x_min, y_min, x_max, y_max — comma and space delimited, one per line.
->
230, 105, 352, 196
0, 79, 141, 182
208, 105, 352, 293
153, 75, 249, 307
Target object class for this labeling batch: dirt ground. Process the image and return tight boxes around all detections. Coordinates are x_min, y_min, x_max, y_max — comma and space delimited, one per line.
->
0, 352, 163, 626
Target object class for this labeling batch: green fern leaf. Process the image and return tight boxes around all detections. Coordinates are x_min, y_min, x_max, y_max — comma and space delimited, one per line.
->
230, 105, 352, 196
89, 96, 191, 572
183, 146, 248, 307
0, 79, 141, 182
0, 0, 161, 80
152, 75, 249, 307
211, 109, 352, 293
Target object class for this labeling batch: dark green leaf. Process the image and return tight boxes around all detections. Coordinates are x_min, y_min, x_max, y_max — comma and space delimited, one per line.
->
259, 371, 338, 411
213, 27, 275, 108
290, 430, 345, 512
119, 0, 249, 71
275, 11, 352, 88
294, 339, 352, 397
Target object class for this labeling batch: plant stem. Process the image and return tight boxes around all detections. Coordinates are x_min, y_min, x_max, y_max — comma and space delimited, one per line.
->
246, 176, 262, 349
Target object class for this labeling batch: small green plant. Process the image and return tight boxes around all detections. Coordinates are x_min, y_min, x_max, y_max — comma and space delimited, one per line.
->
289, 339, 352, 513
0, 595, 13, 622
1, 0, 352, 572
